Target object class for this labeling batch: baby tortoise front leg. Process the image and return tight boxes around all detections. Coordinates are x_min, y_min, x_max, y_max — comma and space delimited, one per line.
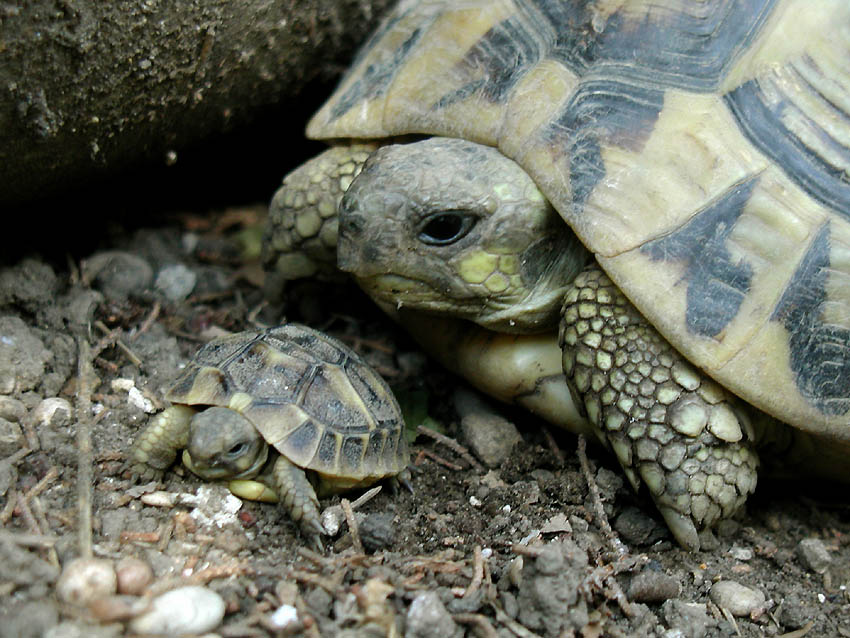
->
560, 266, 759, 551
270, 455, 325, 552
127, 404, 194, 481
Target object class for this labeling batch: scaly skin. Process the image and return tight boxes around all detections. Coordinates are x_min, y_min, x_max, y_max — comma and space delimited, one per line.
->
127, 404, 194, 481
560, 267, 758, 550
264, 144, 376, 283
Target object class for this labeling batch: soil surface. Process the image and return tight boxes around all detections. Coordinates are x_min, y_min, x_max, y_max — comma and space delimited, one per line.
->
0, 204, 848, 638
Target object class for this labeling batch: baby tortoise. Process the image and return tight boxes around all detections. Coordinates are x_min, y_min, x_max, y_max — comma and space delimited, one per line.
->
129, 324, 408, 548
265, 1, 850, 550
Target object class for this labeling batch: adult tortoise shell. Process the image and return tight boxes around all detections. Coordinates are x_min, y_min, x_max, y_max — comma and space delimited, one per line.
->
129, 324, 408, 548
265, 0, 850, 549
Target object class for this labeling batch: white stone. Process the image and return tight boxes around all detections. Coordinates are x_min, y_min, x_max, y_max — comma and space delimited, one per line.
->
129, 586, 225, 635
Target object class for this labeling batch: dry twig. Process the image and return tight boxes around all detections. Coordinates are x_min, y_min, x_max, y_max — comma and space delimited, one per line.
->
541, 426, 565, 467
340, 497, 363, 554
75, 337, 95, 558
417, 448, 465, 471
416, 425, 483, 471
94, 320, 144, 368
577, 435, 628, 558
464, 545, 484, 599
133, 300, 161, 339
454, 613, 499, 638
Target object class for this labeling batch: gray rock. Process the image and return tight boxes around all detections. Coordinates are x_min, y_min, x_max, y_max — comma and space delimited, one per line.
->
778, 592, 811, 629
796, 538, 832, 574
32, 397, 73, 427
0, 315, 51, 393
456, 388, 521, 467
82, 251, 153, 301
155, 264, 197, 301
662, 600, 714, 638
709, 580, 766, 617
614, 506, 667, 546
516, 540, 590, 636
0, 418, 23, 456
0, 396, 26, 422
628, 569, 681, 604
0, 259, 58, 314
359, 512, 395, 552
0, 600, 58, 638
405, 591, 461, 638
0, 534, 59, 586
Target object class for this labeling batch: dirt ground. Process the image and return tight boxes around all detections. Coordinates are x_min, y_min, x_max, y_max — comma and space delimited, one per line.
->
0, 203, 848, 638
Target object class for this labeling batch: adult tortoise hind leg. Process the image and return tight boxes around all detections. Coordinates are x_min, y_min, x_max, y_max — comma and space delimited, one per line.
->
560, 266, 759, 551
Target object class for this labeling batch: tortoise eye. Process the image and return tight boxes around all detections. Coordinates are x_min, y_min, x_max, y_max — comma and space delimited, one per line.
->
418, 211, 477, 246
227, 442, 249, 457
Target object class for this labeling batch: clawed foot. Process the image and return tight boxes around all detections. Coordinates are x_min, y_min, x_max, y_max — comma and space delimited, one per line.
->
562, 267, 760, 550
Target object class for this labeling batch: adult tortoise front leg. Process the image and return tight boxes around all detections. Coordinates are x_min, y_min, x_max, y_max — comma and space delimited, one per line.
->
560, 266, 759, 551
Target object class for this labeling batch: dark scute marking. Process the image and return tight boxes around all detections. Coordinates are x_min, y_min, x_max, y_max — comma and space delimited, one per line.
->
193, 331, 262, 367
287, 419, 319, 454
381, 432, 398, 468
725, 79, 850, 222
269, 324, 346, 365
435, 14, 544, 109
641, 177, 758, 338
340, 436, 365, 473
301, 367, 371, 433
329, 20, 425, 122
316, 430, 340, 466
367, 429, 387, 465
770, 223, 850, 415
518, 0, 593, 73
548, 80, 663, 208
525, 0, 776, 90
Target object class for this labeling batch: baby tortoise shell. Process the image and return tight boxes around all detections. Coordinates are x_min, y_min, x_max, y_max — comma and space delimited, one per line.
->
129, 324, 408, 548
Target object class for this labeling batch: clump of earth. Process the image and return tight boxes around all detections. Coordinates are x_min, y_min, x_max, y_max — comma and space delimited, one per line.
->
0, 206, 847, 637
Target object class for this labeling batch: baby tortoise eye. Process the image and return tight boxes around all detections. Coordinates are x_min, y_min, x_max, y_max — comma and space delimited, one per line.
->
418, 211, 478, 245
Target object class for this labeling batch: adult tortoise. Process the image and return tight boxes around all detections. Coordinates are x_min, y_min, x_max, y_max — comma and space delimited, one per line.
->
128, 324, 408, 548
265, 0, 850, 550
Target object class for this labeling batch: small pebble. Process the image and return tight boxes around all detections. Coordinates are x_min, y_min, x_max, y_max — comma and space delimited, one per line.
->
115, 557, 154, 595
628, 569, 681, 603
56, 558, 117, 605
269, 604, 299, 630
358, 512, 395, 552
83, 251, 153, 301
406, 591, 460, 638
32, 397, 73, 427
728, 545, 753, 561
455, 388, 522, 467
709, 580, 765, 617
89, 594, 149, 622
128, 585, 225, 636
0, 417, 23, 456
0, 396, 26, 422
662, 600, 713, 638
797, 538, 832, 574
155, 264, 197, 301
